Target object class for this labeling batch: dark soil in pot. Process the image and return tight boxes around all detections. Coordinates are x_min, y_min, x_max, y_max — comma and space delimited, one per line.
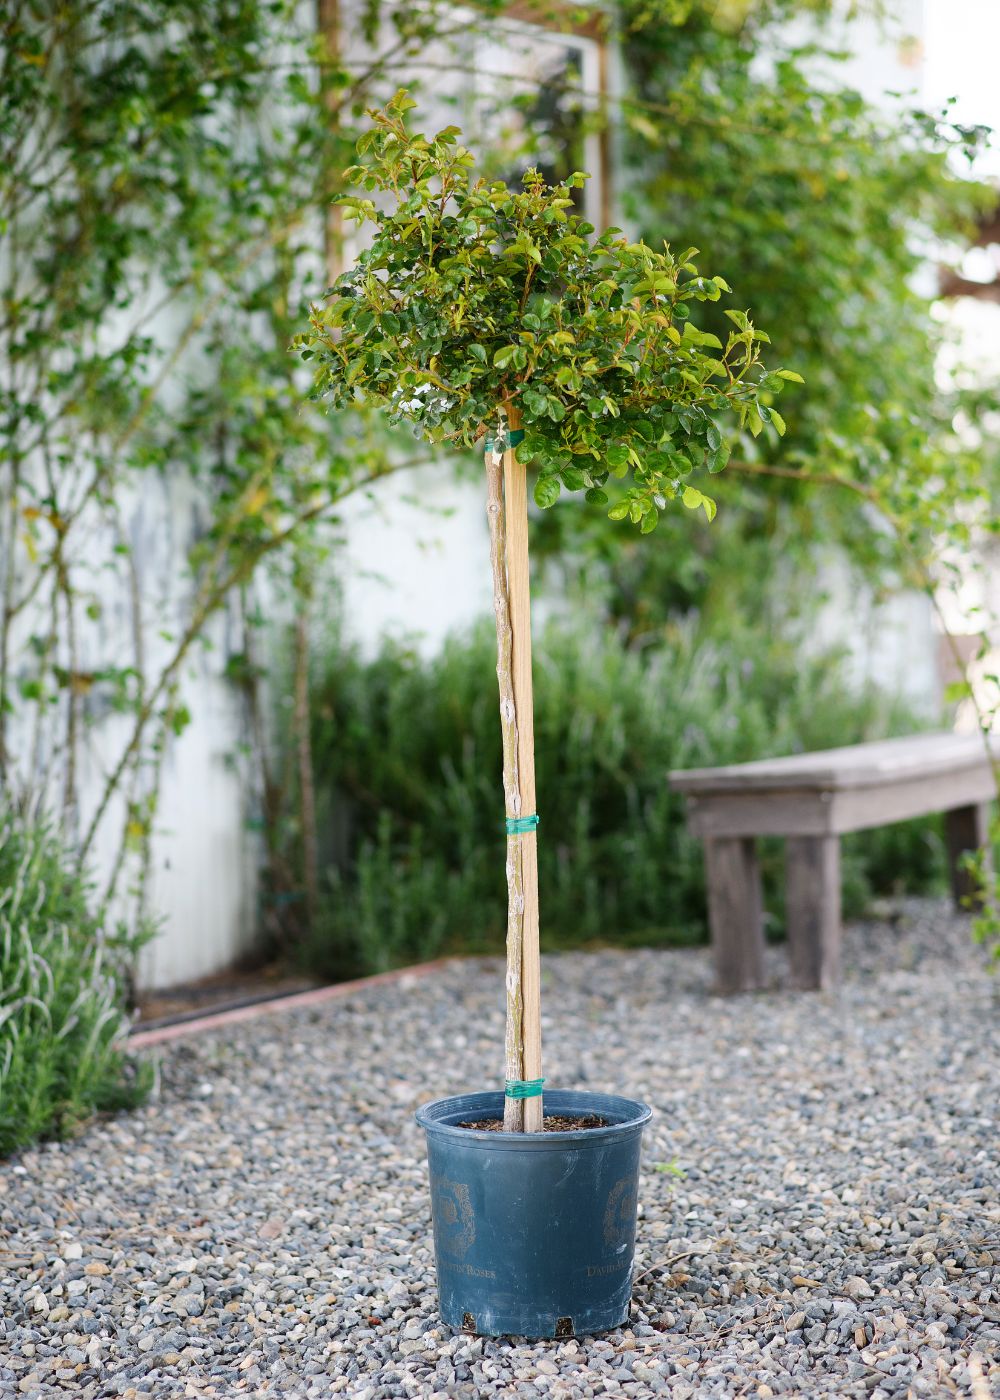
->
458, 1114, 607, 1132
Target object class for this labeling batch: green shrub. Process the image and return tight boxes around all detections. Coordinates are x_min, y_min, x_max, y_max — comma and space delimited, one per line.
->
299, 620, 946, 978
0, 813, 151, 1157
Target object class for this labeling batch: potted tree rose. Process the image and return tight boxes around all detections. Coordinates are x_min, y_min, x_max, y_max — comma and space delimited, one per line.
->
297, 92, 795, 1338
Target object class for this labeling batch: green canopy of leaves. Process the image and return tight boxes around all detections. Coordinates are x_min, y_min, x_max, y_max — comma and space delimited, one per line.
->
299, 92, 802, 531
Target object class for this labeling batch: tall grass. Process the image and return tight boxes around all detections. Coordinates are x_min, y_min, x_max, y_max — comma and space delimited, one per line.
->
296, 619, 945, 977
0, 814, 151, 1156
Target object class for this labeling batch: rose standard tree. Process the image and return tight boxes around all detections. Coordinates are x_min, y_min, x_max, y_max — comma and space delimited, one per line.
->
297, 92, 796, 1337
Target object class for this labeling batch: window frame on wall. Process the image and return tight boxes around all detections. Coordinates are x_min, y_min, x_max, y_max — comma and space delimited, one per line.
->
330, 1, 614, 236
497, 1, 613, 227
465, 3, 611, 230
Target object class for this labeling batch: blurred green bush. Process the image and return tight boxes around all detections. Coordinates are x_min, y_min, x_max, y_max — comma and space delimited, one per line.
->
0, 814, 151, 1157
297, 620, 945, 978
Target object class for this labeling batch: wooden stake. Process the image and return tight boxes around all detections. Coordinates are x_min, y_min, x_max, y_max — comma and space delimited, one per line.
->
501, 405, 543, 1133
485, 438, 525, 1133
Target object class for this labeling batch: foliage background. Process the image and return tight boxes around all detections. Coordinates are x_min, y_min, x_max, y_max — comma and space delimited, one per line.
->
535, 0, 993, 639
0, 812, 150, 1156
290, 619, 946, 978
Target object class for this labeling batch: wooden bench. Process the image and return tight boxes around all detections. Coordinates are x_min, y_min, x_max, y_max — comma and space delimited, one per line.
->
669, 732, 996, 993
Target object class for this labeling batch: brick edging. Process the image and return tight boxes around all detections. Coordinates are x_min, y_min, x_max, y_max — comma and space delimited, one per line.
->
127, 957, 456, 1049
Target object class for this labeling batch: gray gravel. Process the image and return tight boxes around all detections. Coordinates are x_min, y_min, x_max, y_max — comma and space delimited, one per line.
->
1, 896, 998, 1399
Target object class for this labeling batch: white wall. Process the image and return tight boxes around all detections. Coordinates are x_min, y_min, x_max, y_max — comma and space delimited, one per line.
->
809, 550, 939, 717
51, 470, 262, 991
781, 0, 925, 105
336, 463, 491, 658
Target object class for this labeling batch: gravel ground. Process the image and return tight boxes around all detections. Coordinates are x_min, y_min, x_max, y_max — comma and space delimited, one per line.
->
1, 897, 998, 1399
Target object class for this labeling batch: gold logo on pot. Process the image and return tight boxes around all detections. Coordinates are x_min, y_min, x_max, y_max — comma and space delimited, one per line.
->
431, 1176, 476, 1258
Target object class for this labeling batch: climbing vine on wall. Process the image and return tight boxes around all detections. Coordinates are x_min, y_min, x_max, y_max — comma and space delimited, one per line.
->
0, 0, 505, 934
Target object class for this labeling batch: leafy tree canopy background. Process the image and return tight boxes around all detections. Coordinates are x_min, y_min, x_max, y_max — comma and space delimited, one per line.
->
532, 0, 994, 642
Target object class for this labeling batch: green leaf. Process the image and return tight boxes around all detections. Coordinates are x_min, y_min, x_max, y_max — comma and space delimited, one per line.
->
775, 369, 804, 383
708, 440, 731, 474
681, 322, 723, 350
607, 501, 630, 521
682, 486, 717, 522
169, 704, 193, 737
534, 475, 561, 509
494, 346, 516, 369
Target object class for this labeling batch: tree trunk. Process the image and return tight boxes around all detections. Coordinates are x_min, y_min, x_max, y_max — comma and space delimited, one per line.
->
485, 437, 525, 1132
485, 405, 543, 1132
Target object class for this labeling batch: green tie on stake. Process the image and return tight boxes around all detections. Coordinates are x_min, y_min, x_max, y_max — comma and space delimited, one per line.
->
296, 91, 796, 1134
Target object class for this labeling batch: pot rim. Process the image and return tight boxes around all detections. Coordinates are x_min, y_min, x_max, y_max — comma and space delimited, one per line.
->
415, 1087, 652, 1148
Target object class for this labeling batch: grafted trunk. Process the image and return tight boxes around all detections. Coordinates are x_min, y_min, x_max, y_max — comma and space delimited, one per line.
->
485, 439, 525, 1132
485, 404, 543, 1132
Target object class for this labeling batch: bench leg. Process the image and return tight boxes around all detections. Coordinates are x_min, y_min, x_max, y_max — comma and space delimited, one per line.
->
704, 837, 765, 994
785, 835, 841, 990
944, 802, 991, 911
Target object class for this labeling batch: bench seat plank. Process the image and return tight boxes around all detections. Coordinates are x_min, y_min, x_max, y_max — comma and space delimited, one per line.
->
669, 732, 997, 796
683, 763, 997, 839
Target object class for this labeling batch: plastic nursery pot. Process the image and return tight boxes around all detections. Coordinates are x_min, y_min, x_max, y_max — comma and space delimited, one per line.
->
415, 1088, 652, 1339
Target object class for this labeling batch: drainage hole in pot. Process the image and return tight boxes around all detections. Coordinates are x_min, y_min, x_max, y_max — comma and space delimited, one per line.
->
458, 1115, 607, 1132
555, 1317, 574, 1338
462, 1313, 477, 1334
